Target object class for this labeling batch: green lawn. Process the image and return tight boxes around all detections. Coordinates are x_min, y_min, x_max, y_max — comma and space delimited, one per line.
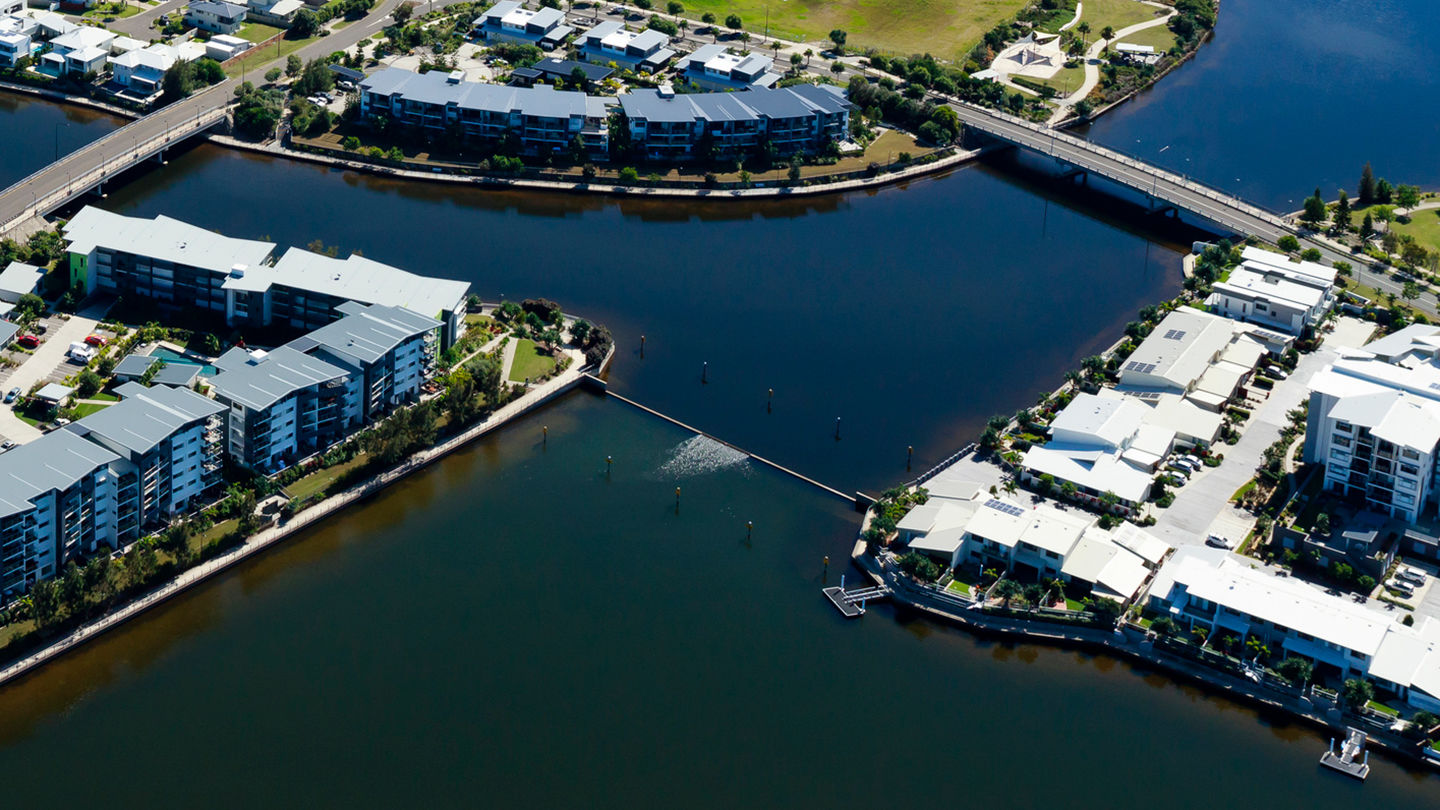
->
945, 580, 971, 596
508, 339, 556, 382
465, 313, 500, 331
1065, 597, 1085, 612
1028, 64, 1085, 95
236, 22, 285, 44
1368, 700, 1400, 718
1115, 23, 1176, 52
71, 402, 112, 418
1392, 208, 1440, 253
1038, 0, 1159, 36
665, 0, 1029, 60
92, 391, 120, 402
225, 34, 319, 78
83, 2, 141, 19
195, 518, 239, 551
283, 455, 369, 501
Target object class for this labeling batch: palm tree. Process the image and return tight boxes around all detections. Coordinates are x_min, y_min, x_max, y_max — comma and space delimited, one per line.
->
994, 578, 1022, 608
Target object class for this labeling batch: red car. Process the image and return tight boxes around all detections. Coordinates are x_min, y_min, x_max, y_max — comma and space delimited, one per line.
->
84, 334, 106, 347
16, 334, 39, 349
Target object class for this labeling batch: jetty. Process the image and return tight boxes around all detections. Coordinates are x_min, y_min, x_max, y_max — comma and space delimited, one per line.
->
823, 576, 891, 618
1319, 727, 1370, 780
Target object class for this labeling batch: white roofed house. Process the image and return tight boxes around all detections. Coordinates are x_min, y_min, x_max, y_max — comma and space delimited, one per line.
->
0, 29, 30, 68
473, 0, 573, 49
577, 20, 675, 72
1116, 307, 1267, 413
1207, 249, 1336, 336
1149, 549, 1440, 706
108, 44, 182, 96
1020, 392, 1175, 515
185, 0, 248, 34
678, 43, 780, 91
43, 26, 116, 78
895, 486, 1168, 601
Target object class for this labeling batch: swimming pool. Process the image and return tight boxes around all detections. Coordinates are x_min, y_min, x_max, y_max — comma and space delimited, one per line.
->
148, 346, 219, 376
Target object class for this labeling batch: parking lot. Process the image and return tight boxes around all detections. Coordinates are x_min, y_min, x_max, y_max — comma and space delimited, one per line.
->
0, 306, 115, 447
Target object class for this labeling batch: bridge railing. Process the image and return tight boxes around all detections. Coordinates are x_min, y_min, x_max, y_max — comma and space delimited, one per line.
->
0, 85, 230, 233
950, 99, 1291, 225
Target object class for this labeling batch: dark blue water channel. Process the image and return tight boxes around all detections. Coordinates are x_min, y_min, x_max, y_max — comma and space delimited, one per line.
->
0, 92, 124, 189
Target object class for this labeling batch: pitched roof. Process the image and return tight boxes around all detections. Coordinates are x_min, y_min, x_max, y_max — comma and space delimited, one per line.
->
0, 429, 121, 519
239, 247, 468, 321
208, 346, 348, 411
64, 206, 276, 275
286, 301, 439, 366
64, 384, 222, 456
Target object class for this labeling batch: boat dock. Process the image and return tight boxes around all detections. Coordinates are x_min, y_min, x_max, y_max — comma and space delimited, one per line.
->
823, 576, 891, 618
1320, 727, 1370, 780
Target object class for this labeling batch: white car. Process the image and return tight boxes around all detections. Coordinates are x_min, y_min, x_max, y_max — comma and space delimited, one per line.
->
1397, 566, 1427, 586
1206, 534, 1234, 549
1387, 578, 1416, 597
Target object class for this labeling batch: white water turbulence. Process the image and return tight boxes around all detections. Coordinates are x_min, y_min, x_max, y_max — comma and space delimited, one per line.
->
654, 435, 751, 480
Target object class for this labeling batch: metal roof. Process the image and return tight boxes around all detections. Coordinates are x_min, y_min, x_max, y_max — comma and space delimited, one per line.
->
286, 302, 439, 367
240, 247, 468, 321
0, 429, 121, 519
64, 206, 276, 276
63, 384, 222, 457
0, 260, 44, 298
208, 345, 348, 412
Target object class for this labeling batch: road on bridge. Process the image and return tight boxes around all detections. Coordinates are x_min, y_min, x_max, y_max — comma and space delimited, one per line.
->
0, 0, 457, 234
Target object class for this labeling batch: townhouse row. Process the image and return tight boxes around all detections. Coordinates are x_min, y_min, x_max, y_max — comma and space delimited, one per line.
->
358, 66, 852, 159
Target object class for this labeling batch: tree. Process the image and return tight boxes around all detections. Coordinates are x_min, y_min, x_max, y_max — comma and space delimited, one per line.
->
59, 560, 85, 611
1375, 177, 1393, 204
1360, 211, 1375, 241
76, 368, 103, 398
294, 58, 336, 97
1403, 281, 1422, 301
1060, 480, 1077, 500
1151, 616, 1177, 636
391, 0, 415, 24
666, 0, 682, 13
1301, 187, 1327, 227
1313, 511, 1330, 534
30, 579, 61, 627
1333, 190, 1350, 230
830, 60, 845, 76
1340, 678, 1374, 712
265, 67, 282, 83
290, 8, 320, 37
828, 29, 847, 52
1396, 184, 1421, 209
1277, 235, 1300, 252
994, 578, 1022, 607
286, 54, 303, 78
725, 13, 741, 29
13, 292, 44, 321
896, 552, 941, 582
701, 11, 715, 24
1358, 161, 1375, 205
1101, 25, 1115, 41
1276, 656, 1313, 686
1021, 583, 1045, 608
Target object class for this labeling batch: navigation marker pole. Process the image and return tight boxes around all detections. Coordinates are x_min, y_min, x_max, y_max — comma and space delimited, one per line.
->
640, 334, 645, 358
702, 361, 708, 384
606, 455, 612, 478
675, 486, 681, 514
908, 445, 913, 471
543, 425, 547, 446
767, 388, 773, 413
834, 417, 841, 440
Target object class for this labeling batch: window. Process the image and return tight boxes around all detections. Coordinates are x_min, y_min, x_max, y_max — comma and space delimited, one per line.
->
1333, 435, 1351, 448
1401, 463, 1419, 476
1402, 448, 1420, 460
1330, 448, 1350, 460
1335, 421, 1352, 433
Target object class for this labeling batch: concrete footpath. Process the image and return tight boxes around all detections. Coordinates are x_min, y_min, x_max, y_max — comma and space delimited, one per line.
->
0, 351, 601, 690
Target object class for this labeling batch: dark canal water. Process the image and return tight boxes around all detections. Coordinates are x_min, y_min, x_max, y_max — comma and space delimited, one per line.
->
0, 93, 123, 189
0, 397, 1434, 806
1, 0, 1438, 799
1079, 0, 1440, 211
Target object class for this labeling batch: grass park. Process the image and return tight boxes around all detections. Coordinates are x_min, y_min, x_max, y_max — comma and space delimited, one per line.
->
675, 0, 1029, 60
508, 339, 556, 382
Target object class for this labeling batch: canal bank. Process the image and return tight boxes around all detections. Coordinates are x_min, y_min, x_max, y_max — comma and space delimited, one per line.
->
0, 345, 599, 691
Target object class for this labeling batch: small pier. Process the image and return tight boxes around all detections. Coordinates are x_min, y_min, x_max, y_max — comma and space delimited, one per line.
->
1320, 727, 1370, 780
823, 576, 891, 618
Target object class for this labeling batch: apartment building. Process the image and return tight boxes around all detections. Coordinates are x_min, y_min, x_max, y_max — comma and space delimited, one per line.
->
63, 206, 278, 314
359, 66, 614, 158
286, 301, 440, 422
1020, 392, 1175, 513
1304, 325, 1440, 524
1115, 307, 1269, 412
619, 83, 852, 160
209, 346, 355, 474
62, 207, 471, 349
0, 431, 123, 597
64, 384, 226, 534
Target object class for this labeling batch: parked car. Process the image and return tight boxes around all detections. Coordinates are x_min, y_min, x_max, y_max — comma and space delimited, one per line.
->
1387, 578, 1416, 598
1163, 473, 1186, 487
1266, 366, 1289, 380
84, 334, 106, 346
1206, 534, 1234, 549
16, 334, 39, 349
3, 387, 18, 403
1165, 462, 1192, 477
1173, 458, 1200, 473
34, 322, 47, 334
53, 417, 70, 427
1181, 454, 1203, 467
1397, 566, 1427, 586
0, 440, 14, 451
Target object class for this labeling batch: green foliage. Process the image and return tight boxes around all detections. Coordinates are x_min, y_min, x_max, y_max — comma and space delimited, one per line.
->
897, 552, 941, 582
1276, 656, 1313, 686
1277, 235, 1300, 252
1340, 678, 1374, 712
647, 15, 677, 35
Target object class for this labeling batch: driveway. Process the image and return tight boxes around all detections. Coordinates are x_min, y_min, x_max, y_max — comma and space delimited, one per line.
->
1150, 342, 1343, 548
0, 305, 107, 445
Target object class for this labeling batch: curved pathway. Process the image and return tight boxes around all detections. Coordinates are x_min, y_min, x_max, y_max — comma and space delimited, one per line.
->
1051, 1, 1175, 122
